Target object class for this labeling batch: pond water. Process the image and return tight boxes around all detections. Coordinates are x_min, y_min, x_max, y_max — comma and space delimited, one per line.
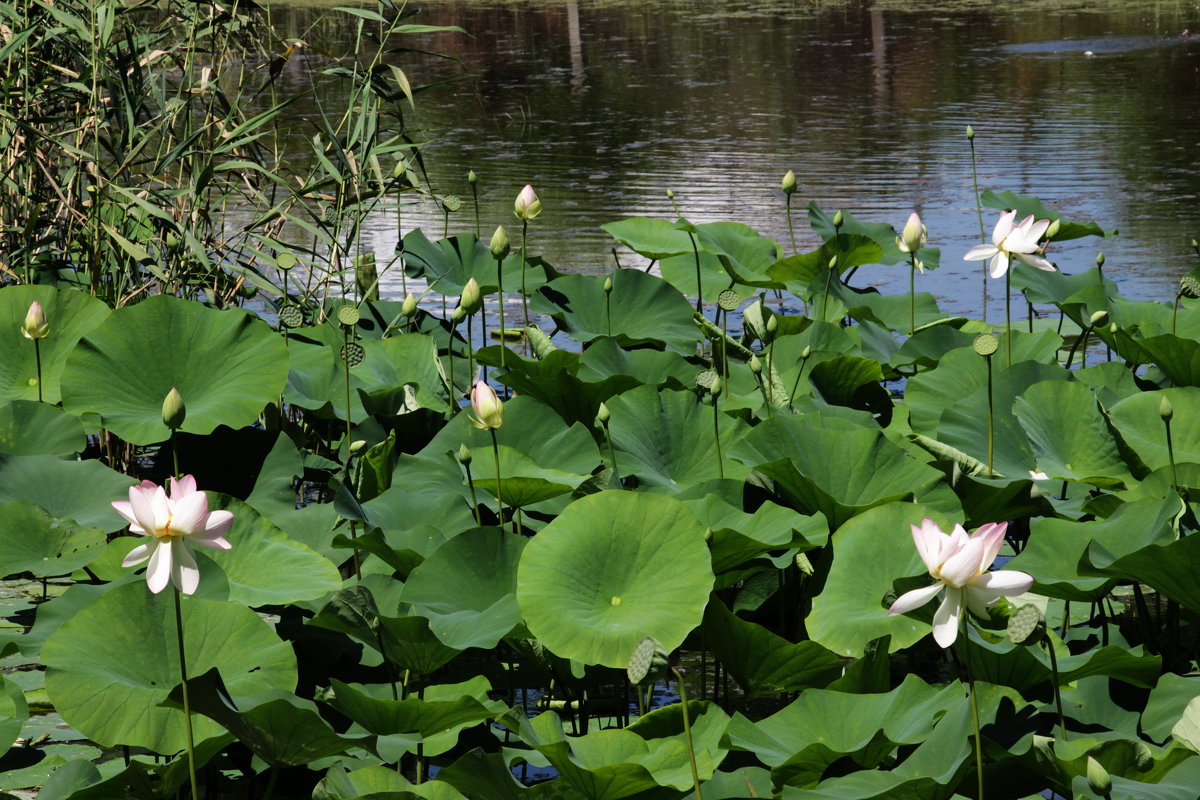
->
275, 0, 1200, 317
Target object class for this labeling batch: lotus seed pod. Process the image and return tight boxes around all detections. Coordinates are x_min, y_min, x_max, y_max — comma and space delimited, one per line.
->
965, 124, 975, 140
1086, 756, 1112, 798
513, 184, 541, 220
461, 277, 483, 315
597, 401, 610, 425
1160, 396, 1174, 422
695, 369, 718, 391
972, 332, 1000, 357
162, 387, 186, 429
490, 225, 510, 259
749, 355, 762, 375
401, 293, 418, 317
717, 289, 740, 312
468, 170, 477, 185
1089, 310, 1109, 328
1180, 272, 1200, 299
340, 342, 365, 367
336, 304, 360, 326
603, 276, 613, 294
1096, 251, 1105, 267
22, 301, 48, 340
832, 210, 844, 228
1006, 603, 1044, 645
451, 305, 466, 324
781, 169, 797, 195
456, 443, 472, 465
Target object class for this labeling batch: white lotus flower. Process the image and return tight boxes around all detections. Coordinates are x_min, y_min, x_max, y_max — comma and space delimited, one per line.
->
964, 210, 1055, 279
888, 518, 1033, 648
112, 475, 233, 595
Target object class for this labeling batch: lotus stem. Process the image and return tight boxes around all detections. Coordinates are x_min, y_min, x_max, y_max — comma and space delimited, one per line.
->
785, 194, 797, 256
909, 253, 917, 337
33, 339, 43, 403
671, 668, 704, 800
688, 232, 703, 316
467, 315, 475, 388
495, 255, 508, 373
520, 219, 530, 355
601, 421, 620, 485
968, 128, 987, 323
174, 589, 199, 800
1064, 324, 1092, 369
1005, 271, 1012, 367
712, 392, 725, 480
489, 429, 506, 532
1045, 634, 1067, 741
1164, 412, 1179, 493
959, 616, 985, 800
985, 355, 994, 476
788, 350, 812, 412
1173, 291, 1181, 336
463, 459, 482, 526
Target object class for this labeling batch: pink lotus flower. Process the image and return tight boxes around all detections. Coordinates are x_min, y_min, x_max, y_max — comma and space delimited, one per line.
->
469, 380, 504, 430
888, 518, 1033, 648
112, 475, 233, 595
963, 210, 1055, 278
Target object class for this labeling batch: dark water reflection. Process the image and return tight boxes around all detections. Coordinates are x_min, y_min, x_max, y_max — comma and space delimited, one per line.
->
276, 0, 1200, 316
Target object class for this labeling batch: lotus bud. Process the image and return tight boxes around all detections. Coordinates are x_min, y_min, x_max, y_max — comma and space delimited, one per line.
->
765, 315, 778, 342
514, 184, 541, 220
832, 210, 844, 229
451, 305, 466, 324
801, 345, 811, 359
490, 225, 510, 260
898, 212, 927, 254
597, 401, 610, 425
1092, 251, 1105, 269
1192, 239, 1199, 256
666, 189, 674, 200
710, 375, 723, 398
603, 276, 613, 294
456, 443, 472, 465
349, 440, 367, 456
162, 387, 186, 430
828, 254, 838, 270
749, 355, 762, 375
1089, 310, 1109, 328
1045, 219, 1061, 240
965, 124, 975, 140
468, 170, 477, 185
781, 170, 797, 195
1160, 396, 1174, 422
470, 380, 504, 430
1086, 756, 1112, 798
461, 277, 483, 315
22, 301, 48, 340
401, 293, 418, 317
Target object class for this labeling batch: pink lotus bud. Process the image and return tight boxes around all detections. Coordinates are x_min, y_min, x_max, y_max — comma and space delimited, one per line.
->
470, 380, 504, 430
22, 301, 49, 340
513, 185, 542, 221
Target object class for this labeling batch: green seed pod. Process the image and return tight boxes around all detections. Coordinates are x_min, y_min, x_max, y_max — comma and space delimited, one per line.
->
276, 252, 297, 271
162, 387, 186, 430
717, 289, 740, 312
490, 225, 511, 260
972, 333, 999, 357
457, 443, 472, 465
1006, 603, 1045, 645
340, 342, 365, 367
278, 305, 304, 329
1180, 272, 1200, 299
780, 169, 797, 195
1160, 395, 1174, 422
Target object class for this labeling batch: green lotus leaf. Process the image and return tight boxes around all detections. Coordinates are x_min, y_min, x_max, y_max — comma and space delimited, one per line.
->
0, 401, 85, 457
0, 501, 105, 578
767, 234, 885, 286
1142, 674, 1200, 743
1110, 388, 1200, 471
1084, 530, 1200, 614
688, 220, 781, 288
702, 599, 842, 695
530, 269, 697, 354
731, 417, 948, 530
1014, 379, 1144, 488
1041, 735, 1198, 795
476, 347, 633, 429
0, 285, 111, 404
808, 202, 942, 268
576, 337, 695, 391
401, 529, 527, 649
60, 294, 289, 444
806, 503, 956, 657
363, 454, 476, 544
963, 628, 1160, 694
316, 763, 468, 800
42, 581, 298, 752
660, 250, 754, 301
1132, 334, 1200, 388
602, 217, 694, 260
0, 672, 27, 760
626, 700, 731, 787
981, 190, 1109, 241
606, 385, 752, 490
517, 491, 713, 667
681, 493, 826, 575
0, 455, 134, 532
468, 444, 591, 508
171, 669, 362, 767
401, 230, 549, 296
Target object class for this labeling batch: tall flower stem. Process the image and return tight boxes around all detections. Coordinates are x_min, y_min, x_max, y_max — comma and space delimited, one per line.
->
495, 255, 508, 373
520, 219, 530, 354
908, 253, 917, 336
711, 388, 725, 480
174, 589, 200, 800
1005, 271, 1013, 367
32, 339, 43, 403
671, 668, 704, 800
968, 126, 988, 323
985, 354, 994, 476
785, 194, 797, 255
959, 617, 985, 800
1046, 636, 1068, 741
688, 233, 703, 316
488, 429, 506, 532
464, 458, 481, 525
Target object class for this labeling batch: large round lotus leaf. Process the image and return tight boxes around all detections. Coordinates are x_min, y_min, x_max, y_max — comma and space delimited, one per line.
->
0, 501, 105, 578
60, 294, 289, 444
0, 400, 85, 457
42, 581, 297, 753
0, 285, 111, 404
601, 217, 693, 260
1110, 387, 1200, 471
529, 269, 697, 354
516, 491, 713, 667
0, 455, 134, 532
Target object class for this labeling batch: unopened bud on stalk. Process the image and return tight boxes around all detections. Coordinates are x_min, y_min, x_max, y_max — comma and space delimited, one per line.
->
456, 443, 472, 465
162, 387, 186, 430
597, 401, 610, 425
1096, 251, 1106, 268
603, 276, 613, 294
765, 315, 778, 342
710, 375, 723, 398
801, 345, 812, 359
1089, 310, 1109, 328
832, 210, 844, 228
451, 306, 466, 324
898, 212, 927, 254
965, 124, 975, 140
349, 440, 367, 456
470, 380, 504, 430
513, 184, 541, 220
781, 170, 797, 195
490, 225, 510, 260
461, 278, 483, 315
468, 170, 477, 185
666, 189, 675, 200
22, 301, 48, 340
1160, 396, 1174, 422
1086, 756, 1112, 798
749, 355, 762, 375
401, 293, 418, 317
